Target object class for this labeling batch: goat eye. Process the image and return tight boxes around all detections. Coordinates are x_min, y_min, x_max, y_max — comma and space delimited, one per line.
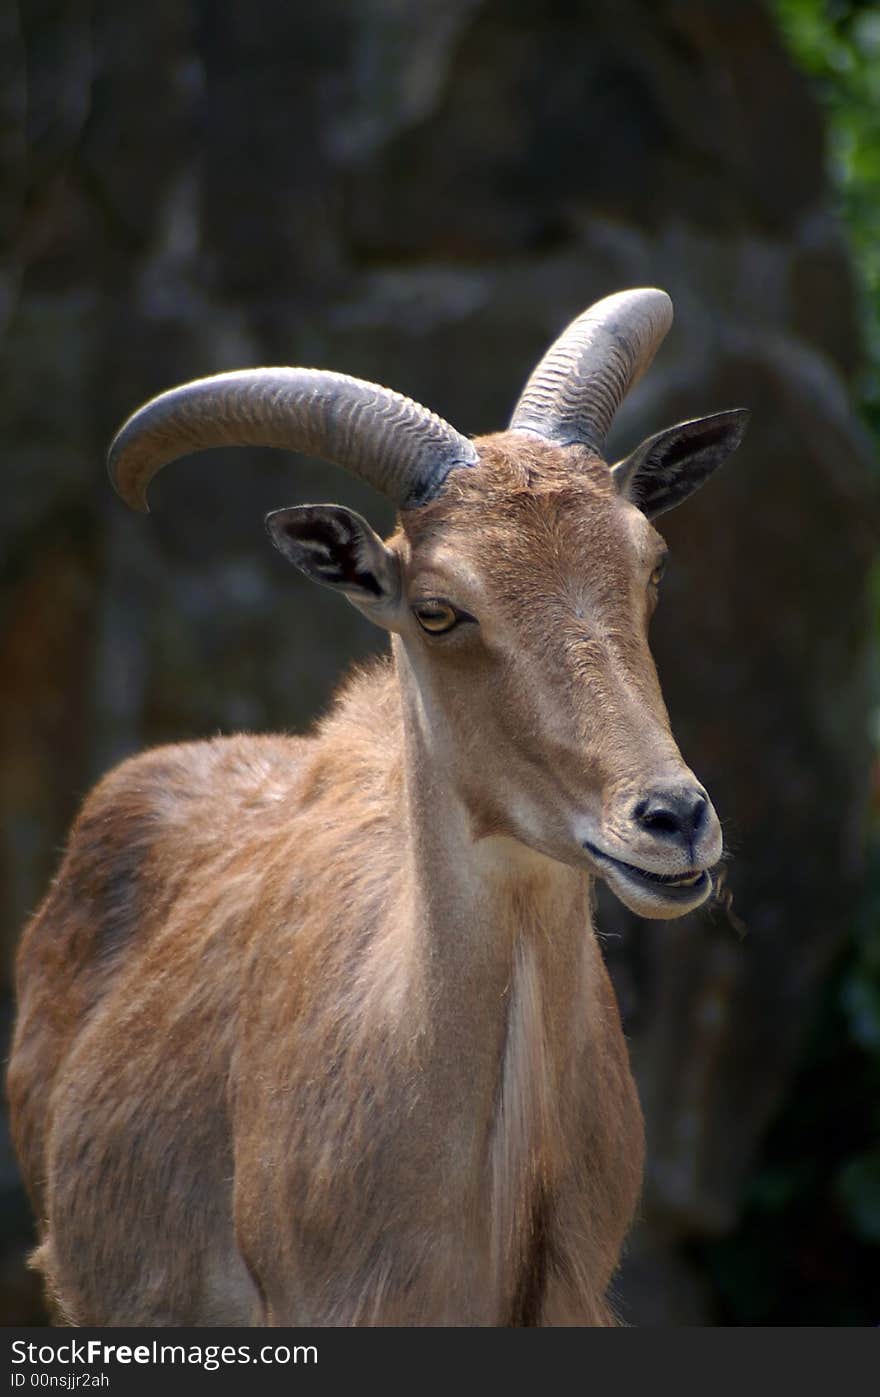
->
413, 600, 460, 634
649, 558, 667, 587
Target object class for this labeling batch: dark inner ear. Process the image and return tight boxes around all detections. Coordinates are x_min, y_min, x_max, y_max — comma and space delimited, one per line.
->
648, 420, 731, 469
612, 408, 750, 519
265, 504, 399, 604
283, 512, 382, 595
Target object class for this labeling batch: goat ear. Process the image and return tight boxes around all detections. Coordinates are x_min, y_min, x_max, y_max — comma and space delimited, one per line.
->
611, 409, 749, 519
265, 505, 401, 621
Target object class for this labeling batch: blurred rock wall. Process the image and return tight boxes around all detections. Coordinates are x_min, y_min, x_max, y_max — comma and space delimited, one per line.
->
1, 0, 876, 1322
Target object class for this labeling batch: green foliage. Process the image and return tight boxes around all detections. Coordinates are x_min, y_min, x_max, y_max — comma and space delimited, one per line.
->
773, 0, 880, 427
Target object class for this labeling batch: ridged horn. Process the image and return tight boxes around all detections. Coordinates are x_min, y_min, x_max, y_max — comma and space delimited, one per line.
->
509, 288, 674, 453
108, 368, 479, 512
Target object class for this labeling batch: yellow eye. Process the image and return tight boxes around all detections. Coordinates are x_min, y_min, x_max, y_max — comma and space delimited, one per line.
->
413, 601, 459, 634
650, 558, 667, 587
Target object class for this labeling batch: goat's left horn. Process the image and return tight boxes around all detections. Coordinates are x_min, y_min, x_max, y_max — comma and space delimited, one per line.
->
107, 368, 478, 512
509, 288, 673, 453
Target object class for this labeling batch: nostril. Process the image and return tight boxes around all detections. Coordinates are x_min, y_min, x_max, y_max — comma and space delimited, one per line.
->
642, 806, 684, 837
690, 792, 708, 836
633, 786, 708, 843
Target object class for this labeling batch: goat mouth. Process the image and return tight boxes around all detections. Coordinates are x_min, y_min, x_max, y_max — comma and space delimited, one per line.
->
582, 841, 711, 903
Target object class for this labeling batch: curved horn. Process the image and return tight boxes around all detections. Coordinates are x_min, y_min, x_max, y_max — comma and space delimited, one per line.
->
108, 368, 478, 512
509, 288, 674, 453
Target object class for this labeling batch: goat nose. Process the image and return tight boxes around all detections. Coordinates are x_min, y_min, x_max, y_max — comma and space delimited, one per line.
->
632, 784, 708, 845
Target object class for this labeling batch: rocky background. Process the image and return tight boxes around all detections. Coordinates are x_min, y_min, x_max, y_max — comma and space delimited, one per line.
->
1, 0, 877, 1323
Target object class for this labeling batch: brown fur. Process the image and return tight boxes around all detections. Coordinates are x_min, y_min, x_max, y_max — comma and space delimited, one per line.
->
8, 432, 723, 1326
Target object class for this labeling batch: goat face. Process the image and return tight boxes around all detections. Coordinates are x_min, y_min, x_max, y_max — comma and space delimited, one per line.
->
108, 289, 748, 919
266, 412, 744, 919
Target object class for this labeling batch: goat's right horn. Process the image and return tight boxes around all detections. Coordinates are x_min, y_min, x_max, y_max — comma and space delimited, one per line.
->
509, 288, 674, 454
108, 368, 479, 512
